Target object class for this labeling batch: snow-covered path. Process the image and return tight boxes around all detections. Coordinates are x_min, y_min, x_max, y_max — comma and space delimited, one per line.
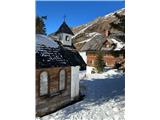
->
40, 70, 125, 120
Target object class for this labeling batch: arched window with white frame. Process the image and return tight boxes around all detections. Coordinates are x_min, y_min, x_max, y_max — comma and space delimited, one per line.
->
40, 71, 48, 96
59, 70, 66, 90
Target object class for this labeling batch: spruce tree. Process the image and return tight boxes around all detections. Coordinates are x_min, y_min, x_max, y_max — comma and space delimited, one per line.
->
95, 51, 105, 73
36, 16, 47, 35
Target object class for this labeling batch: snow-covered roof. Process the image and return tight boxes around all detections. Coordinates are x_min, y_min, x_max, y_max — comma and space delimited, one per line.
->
80, 34, 106, 51
36, 34, 59, 52
36, 34, 86, 69
36, 34, 68, 68
109, 38, 124, 51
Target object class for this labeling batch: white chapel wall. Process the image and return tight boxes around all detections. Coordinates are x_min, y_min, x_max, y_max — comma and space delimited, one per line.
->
71, 66, 80, 100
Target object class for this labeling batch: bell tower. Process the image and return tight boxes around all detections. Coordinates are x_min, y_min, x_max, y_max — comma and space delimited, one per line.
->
55, 19, 74, 46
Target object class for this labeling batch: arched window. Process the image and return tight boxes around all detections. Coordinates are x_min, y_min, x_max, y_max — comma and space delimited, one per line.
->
65, 36, 69, 41
40, 71, 48, 96
59, 70, 66, 90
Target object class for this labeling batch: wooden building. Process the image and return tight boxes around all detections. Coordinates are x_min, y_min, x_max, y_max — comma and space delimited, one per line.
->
87, 51, 117, 67
36, 21, 86, 117
87, 51, 124, 68
81, 30, 124, 68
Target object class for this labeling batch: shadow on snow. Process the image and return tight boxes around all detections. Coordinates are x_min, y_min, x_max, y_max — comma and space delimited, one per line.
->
51, 74, 125, 119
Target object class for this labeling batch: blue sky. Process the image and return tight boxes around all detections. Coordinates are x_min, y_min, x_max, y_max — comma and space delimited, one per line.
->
36, 1, 125, 35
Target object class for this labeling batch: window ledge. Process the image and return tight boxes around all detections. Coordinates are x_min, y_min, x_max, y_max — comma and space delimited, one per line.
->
39, 90, 66, 98
49, 91, 61, 97
49, 90, 66, 97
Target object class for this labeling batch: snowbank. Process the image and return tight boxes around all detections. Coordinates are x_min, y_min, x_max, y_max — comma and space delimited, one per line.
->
86, 66, 96, 75
86, 69, 123, 80
79, 70, 86, 80
39, 69, 125, 120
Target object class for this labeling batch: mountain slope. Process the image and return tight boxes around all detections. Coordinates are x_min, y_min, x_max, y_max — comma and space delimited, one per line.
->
72, 8, 125, 51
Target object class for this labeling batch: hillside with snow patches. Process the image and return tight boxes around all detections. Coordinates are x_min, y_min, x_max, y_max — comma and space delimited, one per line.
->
72, 8, 125, 51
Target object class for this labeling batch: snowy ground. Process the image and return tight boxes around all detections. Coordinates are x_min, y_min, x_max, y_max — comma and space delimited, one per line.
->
38, 69, 125, 120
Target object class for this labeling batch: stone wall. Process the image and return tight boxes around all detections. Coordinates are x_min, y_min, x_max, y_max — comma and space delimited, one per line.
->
36, 66, 71, 117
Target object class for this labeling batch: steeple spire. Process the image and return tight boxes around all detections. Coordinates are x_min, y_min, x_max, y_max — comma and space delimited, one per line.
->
55, 18, 74, 35
63, 15, 66, 22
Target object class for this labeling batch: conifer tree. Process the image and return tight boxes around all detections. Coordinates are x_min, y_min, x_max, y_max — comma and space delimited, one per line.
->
95, 51, 105, 73
36, 16, 47, 35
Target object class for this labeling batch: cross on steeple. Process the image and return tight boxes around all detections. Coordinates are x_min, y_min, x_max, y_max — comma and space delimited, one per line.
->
63, 15, 66, 22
